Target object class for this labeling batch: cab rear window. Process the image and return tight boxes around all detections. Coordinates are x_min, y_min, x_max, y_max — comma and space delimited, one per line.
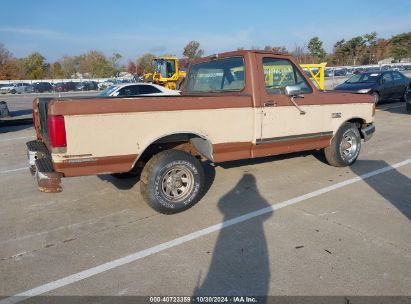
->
187, 57, 245, 93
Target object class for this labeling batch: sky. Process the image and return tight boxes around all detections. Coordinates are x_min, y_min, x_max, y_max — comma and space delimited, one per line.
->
0, 0, 410, 62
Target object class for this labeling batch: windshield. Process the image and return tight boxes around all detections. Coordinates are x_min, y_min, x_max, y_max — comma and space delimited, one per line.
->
154, 59, 176, 78
187, 57, 245, 93
99, 86, 118, 96
346, 73, 380, 84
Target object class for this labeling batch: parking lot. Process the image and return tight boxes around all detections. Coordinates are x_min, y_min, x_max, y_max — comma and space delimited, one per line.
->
0, 89, 410, 302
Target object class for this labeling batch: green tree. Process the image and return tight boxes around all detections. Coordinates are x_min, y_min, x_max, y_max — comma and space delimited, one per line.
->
110, 52, 123, 77
136, 53, 156, 75
183, 41, 204, 59
348, 36, 365, 65
363, 32, 377, 64
388, 32, 411, 61
22, 52, 47, 79
48, 62, 65, 79
307, 37, 326, 63
79, 51, 114, 78
264, 45, 289, 53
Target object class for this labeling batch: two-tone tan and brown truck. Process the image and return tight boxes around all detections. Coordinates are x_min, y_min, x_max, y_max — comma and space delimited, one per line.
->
27, 50, 375, 214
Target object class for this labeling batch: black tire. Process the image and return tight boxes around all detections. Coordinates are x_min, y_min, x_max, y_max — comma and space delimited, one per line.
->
110, 172, 138, 179
400, 88, 409, 103
10, 89, 16, 94
372, 92, 380, 105
140, 150, 205, 214
324, 122, 361, 167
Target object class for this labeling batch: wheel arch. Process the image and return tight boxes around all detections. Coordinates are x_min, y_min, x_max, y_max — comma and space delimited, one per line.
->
341, 117, 367, 139
131, 131, 214, 168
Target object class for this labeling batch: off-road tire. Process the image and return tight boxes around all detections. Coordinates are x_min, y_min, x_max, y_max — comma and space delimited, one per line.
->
140, 150, 205, 214
324, 122, 361, 167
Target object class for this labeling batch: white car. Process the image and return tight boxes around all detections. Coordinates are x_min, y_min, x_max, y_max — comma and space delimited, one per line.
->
99, 83, 180, 97
0, 83, 31, 94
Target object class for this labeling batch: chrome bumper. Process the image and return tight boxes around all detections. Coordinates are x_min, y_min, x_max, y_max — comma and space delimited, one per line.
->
361, 123, 375, 142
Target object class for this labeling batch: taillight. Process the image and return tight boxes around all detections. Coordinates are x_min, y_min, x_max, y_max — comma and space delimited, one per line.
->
48, 115, 67, 147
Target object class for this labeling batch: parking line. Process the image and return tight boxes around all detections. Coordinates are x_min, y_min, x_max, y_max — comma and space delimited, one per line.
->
0, 167, 28, 175
376, 105, 404, 112
0, 136, 35, 143
1, 158, 411, 304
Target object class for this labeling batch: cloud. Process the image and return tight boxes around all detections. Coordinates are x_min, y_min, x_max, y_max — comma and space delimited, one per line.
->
0, 27, 59, 36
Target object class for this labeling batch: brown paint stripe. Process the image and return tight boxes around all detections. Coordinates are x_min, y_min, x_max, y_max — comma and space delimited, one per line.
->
213, 135, 332, 163
54, 154, 136, 177
48, 95, 253, 116
252, 135, 332, 158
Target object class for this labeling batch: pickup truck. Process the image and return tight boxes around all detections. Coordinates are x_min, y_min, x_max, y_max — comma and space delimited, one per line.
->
27, 50, 376, 214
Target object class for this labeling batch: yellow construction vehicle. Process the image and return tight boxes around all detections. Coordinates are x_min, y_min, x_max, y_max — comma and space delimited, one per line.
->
300, 62, 327, 90
144, 57, 186, 90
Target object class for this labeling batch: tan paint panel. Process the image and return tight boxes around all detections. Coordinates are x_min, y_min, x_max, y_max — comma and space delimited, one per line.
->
53, 108, 255, 162
261, 103, 373, 139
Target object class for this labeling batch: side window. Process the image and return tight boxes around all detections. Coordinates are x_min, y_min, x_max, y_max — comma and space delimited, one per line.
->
392, 72, 403, 81
263, 58, 312, 94
139, 85, 162, 94
382, 73, 393, 83
118, 85, 140, 96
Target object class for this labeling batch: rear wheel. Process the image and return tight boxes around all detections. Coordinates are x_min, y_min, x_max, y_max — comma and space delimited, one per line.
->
140, 150, 205, 214
324, 122, 361, 167
10, 89, 16, 94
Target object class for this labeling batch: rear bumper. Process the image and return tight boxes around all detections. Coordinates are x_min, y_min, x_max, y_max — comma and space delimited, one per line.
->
361, 123, 375, 142
27, 140, 62, 193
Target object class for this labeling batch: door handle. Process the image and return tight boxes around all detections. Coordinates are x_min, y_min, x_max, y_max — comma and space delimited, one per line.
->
264, 100, 277, 107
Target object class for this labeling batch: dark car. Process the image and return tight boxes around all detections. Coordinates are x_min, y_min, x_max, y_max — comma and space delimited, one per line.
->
334, 71, 411, 104
30, 82, 53, 93
406, 88, 411, 114
75, 81, 98, 91
53, 82, 77, 92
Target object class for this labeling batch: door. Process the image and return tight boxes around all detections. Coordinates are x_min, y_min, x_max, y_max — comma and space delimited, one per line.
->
380, 72, 395, 99
391, 71, 407, 99
254, 55, 332, 158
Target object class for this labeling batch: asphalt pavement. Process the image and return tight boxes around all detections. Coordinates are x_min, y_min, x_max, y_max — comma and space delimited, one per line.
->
0, 96, 410, 302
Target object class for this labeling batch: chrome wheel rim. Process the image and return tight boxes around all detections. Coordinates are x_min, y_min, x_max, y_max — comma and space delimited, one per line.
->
161, 166, 194, 202
340, 130, 358, 162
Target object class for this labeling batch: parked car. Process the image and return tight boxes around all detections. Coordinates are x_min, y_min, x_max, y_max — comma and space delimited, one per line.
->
0, 82, 31, 94
334, 71, 411, 104
75, 81, 98, 91
324, 69, 334, 77
28, 82, 53, 93
333, 68, 347, 76
52, 82, 77, 92
99, 83, 181, 97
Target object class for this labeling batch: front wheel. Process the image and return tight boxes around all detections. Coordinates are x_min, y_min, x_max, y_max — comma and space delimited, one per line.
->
372, 92, 380, 105
324, 122, 361, 167
140, 150, 205, 214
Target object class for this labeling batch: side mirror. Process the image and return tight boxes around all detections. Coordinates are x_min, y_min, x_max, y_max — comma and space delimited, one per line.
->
285, 85, 303, 96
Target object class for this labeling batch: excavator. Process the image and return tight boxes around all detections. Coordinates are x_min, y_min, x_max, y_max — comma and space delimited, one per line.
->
144, 57, 186, 90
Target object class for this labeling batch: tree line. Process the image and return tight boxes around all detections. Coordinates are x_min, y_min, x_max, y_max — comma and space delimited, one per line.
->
262, 31, 410, 66
0, 32, 410, 80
